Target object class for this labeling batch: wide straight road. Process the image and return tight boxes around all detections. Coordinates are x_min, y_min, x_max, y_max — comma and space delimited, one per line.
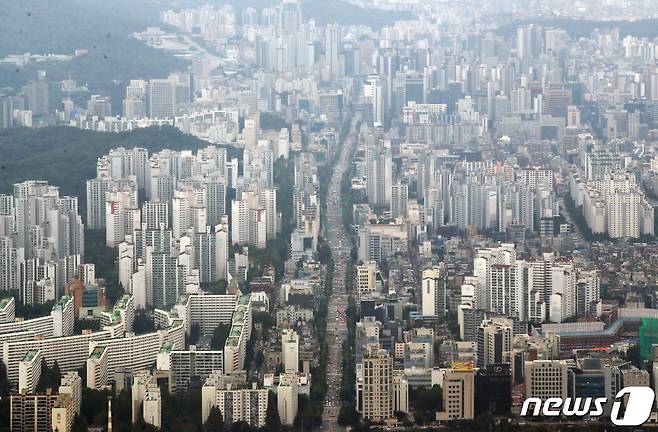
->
321, 113, 359, 431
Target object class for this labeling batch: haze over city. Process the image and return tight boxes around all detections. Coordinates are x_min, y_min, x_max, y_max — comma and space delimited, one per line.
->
2, 0, 658, 430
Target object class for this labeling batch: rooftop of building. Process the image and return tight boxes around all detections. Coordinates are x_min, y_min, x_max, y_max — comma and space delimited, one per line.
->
89, 346, 107, 360
226, 335, 240, 347
114, 294, 132, 310
21, 350, 39, 363
53, 295, 72, 309
159, 342, 173, 353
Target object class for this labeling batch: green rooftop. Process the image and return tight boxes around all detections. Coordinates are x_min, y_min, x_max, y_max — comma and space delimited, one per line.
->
56, 295, 72, 306
109, 310, 121, 323
90, 346, 106, 359
21, 350, 39, 363
114, 295, 131, 310
52, 295, 72, 312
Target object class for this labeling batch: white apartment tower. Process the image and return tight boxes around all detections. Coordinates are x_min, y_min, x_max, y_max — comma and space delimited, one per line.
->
390, 181, 408, 219
106, 190, 140, 248
281, 329, 299, 374
365, 139, 392, 207
476, 319, 512, 368
18, 350, 42, 394
277, 373, 299, 426
421, 267, 446, 318
358, 346, 393, 422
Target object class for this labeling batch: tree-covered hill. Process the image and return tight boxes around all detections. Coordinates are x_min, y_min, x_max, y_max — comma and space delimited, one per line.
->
0, 0, 188, 94
0, 0, 409, 94
0, 126, 240, 198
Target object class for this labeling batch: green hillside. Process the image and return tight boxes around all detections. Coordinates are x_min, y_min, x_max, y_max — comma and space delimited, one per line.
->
0, 0, 188, 94
0, 126, 240, 198
0, 0, 409, 94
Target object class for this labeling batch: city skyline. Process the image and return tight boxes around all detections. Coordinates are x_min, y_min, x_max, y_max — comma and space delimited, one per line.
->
1, 0, 658, 430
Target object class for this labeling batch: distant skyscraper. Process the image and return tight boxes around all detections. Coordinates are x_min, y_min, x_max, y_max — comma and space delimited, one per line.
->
365, 139, 392, 207
87, 95, 112, 118
324, 24, 341, 76
390, 181, 408, 219
141, 201, 169, 230
241, 7, 258, 26
0, 96, 14, 129
543, 86, 572, 118
277, 374, 299, 425
524, 360, 568, 401
22, 79, 49, 116
421, 267, 446, 318
148, 79, 176, 119
436, 366, 476, 421
516, 24, 542, 63
364, 75, 384, 126
281, 329, 299, 374
123, 97, 146, 120
567, 105, 581, 127
278, 0, 302, 34
475, 364, 512, 416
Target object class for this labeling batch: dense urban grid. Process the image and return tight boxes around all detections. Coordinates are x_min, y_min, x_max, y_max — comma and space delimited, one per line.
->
4, 0, 658, 430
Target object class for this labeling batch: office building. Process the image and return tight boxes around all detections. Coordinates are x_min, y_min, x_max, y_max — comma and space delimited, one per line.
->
149, 79, 176, 119
436, 364, 476, 421
475, 364, 512, 416
356, 261, 378, 302
524, 360, 569, 400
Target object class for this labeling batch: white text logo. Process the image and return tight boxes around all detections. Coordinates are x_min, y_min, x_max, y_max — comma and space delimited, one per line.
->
521, 386, 654, 426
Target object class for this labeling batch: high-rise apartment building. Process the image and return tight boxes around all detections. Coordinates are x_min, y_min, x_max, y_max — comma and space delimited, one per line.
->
476, 319, 512, 368
277, 373, 299, 425
18, 350, 42, 394
282, 329, 299, 374
421, 266, 446, 317
357, 346, 394, 422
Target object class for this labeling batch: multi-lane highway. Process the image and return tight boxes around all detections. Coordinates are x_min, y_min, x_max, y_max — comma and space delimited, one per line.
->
321, 113, 359, 431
